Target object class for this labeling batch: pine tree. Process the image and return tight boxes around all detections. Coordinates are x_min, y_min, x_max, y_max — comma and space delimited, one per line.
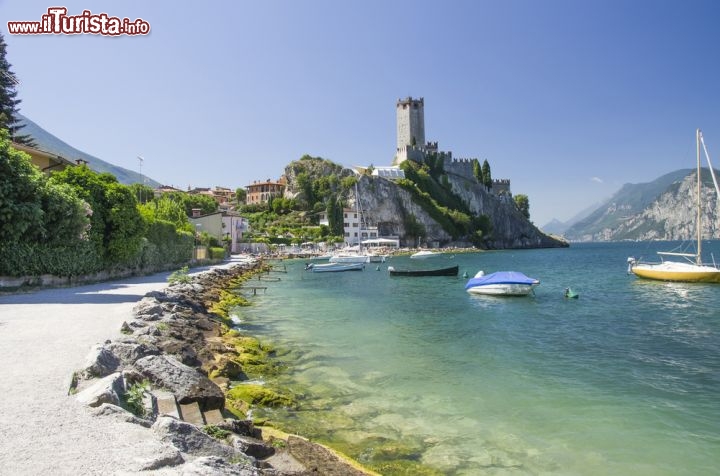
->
0, 33, 34, 146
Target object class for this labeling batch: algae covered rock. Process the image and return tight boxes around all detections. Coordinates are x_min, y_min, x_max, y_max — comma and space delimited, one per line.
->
226, 383, 296, 416
133, 354, 224, 411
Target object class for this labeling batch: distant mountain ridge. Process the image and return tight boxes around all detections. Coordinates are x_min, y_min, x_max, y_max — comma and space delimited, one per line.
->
563, 168, 720, 241
541, 201, 604, 235
17, 114, 160, 187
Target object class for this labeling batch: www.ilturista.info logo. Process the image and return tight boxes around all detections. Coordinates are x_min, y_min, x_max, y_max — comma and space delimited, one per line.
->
7, 7, 150, 36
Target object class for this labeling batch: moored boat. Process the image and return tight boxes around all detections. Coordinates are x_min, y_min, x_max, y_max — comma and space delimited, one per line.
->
465, 271, 539, 296
388, 265, 459, 277
306, 262, 365, 272
410, 250, 442, 259
329, 253, 370, 264
627, 130, 720, 283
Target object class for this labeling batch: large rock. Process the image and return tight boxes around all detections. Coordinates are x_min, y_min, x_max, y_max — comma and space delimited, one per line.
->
151, 416, 253, 464
91, 402, 153, 428
133, 355, 224, 410
132, 297, 165, 321
75, 372, 124, 408
81, 344, 120, 378
287, 435, 368, 476
177, 456, 259, 475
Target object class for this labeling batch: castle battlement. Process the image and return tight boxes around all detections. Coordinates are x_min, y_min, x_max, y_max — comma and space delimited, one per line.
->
392, 96, 511, 196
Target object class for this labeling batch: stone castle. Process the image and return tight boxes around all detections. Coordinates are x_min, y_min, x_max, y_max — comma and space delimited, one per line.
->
392, 96, 510, 196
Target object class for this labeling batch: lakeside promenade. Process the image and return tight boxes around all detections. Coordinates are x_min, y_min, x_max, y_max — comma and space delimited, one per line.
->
0, 259, 244, 474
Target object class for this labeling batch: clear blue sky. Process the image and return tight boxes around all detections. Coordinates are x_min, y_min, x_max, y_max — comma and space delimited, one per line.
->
3, 0, 720, 226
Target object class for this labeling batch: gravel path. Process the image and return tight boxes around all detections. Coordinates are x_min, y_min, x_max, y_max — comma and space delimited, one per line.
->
0, 262, 240, 475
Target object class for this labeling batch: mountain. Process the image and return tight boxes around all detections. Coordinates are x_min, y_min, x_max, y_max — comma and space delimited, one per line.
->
564, 168, 720, 241
541, 202, 605, 235
541, 219, 568, 235
17, 114, 160, 187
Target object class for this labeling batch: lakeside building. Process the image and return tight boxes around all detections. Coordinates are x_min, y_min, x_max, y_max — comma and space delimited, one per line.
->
154, 185, 184, 196
318, 208, 380, 247
12, 141, 78, 174
246, 178, 286, 205
189, 209, 248, 254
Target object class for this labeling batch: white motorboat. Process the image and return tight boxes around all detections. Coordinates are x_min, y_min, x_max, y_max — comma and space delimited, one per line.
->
410, 250, 442, 259
306, 262, 365, 272
465, 271, 539, 296
329, 253, 370, 264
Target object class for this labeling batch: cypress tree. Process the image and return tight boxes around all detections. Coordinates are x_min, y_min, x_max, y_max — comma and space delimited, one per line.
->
481, 159, 492, 188
0, 33, 34, 146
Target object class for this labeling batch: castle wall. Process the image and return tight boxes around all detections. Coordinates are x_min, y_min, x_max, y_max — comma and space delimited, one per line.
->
442, 157, 511, 195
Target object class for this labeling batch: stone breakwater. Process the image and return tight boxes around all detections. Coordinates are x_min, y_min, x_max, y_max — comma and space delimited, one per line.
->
72, 261, 372, 475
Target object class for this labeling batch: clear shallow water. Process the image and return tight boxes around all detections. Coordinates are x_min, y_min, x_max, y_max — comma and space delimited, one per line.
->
238, 242, 720, 475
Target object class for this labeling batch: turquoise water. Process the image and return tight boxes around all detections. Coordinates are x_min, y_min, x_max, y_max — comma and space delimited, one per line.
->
238, 242, 720, 475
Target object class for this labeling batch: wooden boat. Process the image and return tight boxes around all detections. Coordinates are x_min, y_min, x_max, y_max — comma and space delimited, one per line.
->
627, 130, 720, 283
306, 262, 364, 273
388, 265, 459, 277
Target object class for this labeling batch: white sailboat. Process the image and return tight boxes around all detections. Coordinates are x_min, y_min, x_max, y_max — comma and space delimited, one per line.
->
627, 129, 720, 283
329, 182, 387, 263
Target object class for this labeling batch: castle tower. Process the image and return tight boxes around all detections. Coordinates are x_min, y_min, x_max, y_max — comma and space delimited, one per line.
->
396, 97, 425, 149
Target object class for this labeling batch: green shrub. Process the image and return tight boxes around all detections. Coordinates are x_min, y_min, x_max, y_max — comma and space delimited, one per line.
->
168, 266, 190, 284
0, 240, 102, 277
203, 425, 232, 440
123, 380, 149, 417
209, 246, 226, 260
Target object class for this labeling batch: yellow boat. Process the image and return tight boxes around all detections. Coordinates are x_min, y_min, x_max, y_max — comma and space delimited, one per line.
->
627, 129, 720, 283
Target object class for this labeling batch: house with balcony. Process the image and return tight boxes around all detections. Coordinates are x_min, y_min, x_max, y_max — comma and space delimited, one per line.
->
245, 178, 286, 205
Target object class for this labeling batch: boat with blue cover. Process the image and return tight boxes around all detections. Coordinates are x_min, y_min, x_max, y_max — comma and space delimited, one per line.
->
465, 271, 540, 296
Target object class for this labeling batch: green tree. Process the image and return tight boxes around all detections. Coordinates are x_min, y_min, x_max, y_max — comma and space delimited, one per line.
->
39, 181, 90, 245
472, 158, 482, 182
0, 132, 44, 242
235, 187, 247, 205
129, 183, 155, 204
0, 135, 87, 245
326, 195, 344, 236
162, 191, 217, 216
514, 194, 530, 219
139, 195, 191, 232
0, 33, 34, 146
481, 159, 492, 188
50, 166, 145, 266
403, 213, 426, 246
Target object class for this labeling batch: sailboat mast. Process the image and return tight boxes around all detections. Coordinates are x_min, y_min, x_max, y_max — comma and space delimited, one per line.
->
697, 128, 702, 265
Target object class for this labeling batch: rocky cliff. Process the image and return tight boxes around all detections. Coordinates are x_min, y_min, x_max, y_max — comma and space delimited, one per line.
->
281, 157, 566, 249
352, 173, 565, 249
577, 169, 720, 241
443, 171, 566, 249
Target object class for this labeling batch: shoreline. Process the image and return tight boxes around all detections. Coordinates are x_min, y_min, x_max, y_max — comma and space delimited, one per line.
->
67, 257, 377, 474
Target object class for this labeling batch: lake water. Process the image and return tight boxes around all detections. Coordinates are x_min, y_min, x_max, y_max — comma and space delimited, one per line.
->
236, 242, 720, 475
